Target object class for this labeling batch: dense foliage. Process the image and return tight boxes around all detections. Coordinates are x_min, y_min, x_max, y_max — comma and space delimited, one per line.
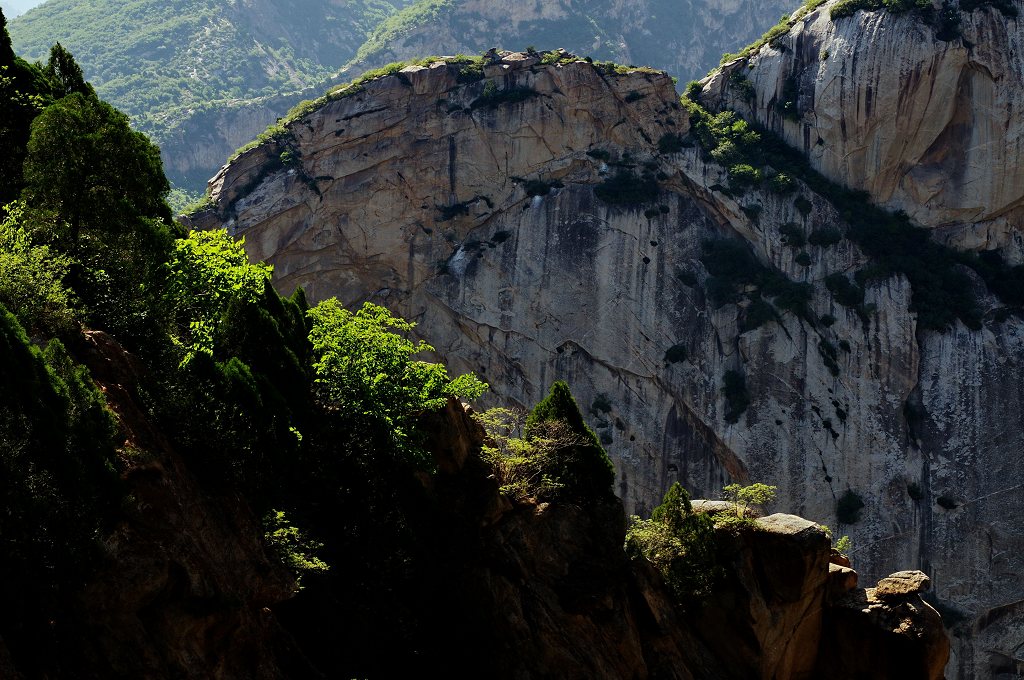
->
625, 483, 720, 605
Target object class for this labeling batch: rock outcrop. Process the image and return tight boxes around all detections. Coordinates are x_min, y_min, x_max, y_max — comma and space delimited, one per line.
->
187, 14, 1024, 675
399, 399, 951, 679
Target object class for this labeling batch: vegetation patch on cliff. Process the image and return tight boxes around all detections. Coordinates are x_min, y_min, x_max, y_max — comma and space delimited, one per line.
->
626, 482, 720, 605
701, 238, 812, 328
684, 90, 1023, 330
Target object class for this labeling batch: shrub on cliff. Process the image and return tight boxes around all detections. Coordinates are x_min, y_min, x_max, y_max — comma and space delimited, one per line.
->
165, 229, 273, 366
722, 482, 777, 517
595, 169, 659, 205
475, 407, 589, 501
830, 0, 931, 19
836, 489, 865, 524
625, 483, 720, 605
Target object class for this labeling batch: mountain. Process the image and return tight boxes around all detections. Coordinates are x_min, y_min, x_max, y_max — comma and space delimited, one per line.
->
185, 1, 1024, 676
345, 0, 797, 84
8, 0, 415, 189
0, 8, 953, 678
11, 0, 797, 192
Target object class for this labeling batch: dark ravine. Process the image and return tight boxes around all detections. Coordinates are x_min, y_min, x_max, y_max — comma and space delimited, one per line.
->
185, 4, 1024, 674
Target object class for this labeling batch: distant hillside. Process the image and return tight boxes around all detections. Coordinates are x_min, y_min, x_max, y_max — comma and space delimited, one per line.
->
345, 0, 797, 85
9, 0, 413, 189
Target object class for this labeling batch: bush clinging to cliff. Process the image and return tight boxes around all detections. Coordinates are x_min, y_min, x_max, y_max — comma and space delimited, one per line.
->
626, 482, 720, 605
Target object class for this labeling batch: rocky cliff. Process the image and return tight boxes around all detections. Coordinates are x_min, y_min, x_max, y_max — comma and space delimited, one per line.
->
10, 0, 801, 192
701, 0, 1024, 252
187, 8, 1024, 675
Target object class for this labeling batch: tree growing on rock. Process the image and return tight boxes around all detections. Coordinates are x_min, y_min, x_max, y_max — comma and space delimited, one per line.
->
525, 380, 616, 500
722, 482, 777, 517
625, 482, 720, 605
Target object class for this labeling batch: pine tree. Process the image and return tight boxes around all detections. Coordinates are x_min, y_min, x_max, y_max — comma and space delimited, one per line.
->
44, 42, 94, 98
526, 380, 616, 500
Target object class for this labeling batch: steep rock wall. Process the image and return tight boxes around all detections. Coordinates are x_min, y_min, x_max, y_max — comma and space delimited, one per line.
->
702, 0, 1024, 256
187, 41, 1024, 678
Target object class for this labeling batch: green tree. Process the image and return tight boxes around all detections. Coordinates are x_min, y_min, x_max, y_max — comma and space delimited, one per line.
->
524, 380, 616, 499
164, 229, 273, 364
0, 11, 53, 204
44, 42, 94, 98
722, 482, 777, 517
0, 9, 13, 66
0, 304, 121, 663
474, 407, 593, 501
22, 91, 170, 250
307, 299, 487, 465
0, 201, 77, 335
625, 482, 720, 605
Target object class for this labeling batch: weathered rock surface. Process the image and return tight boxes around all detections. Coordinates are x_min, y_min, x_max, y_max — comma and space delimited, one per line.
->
702, 0, 1024, 258
875, 569, 931, 598
188, 19, 1024, 677
818, 570, 950, 680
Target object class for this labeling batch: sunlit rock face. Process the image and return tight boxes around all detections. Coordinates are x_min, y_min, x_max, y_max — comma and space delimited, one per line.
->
702, 0, 1024, 258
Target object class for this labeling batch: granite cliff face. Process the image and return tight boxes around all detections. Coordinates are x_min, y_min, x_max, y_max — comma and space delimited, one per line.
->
702, 0, 1024, 253
188, 9, 1024, 675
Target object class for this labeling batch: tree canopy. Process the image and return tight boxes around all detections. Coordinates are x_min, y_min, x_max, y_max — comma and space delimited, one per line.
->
308, 299, 486, 464
22, 91, 169, 248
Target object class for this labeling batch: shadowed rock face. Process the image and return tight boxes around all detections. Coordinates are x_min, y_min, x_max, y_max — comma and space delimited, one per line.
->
188, 18, 1024, 676
381, 402, 951, 680
0, 330, 302, 679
